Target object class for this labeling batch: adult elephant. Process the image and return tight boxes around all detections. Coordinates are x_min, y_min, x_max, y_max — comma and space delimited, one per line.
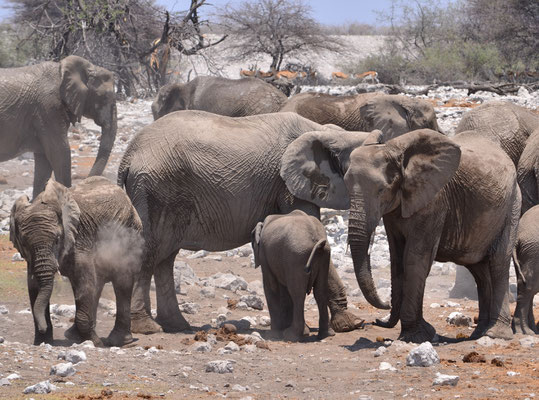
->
118, 111, 374, 335
281, 129, 520, 342
455, 101, 539, 167
0, 55, 117, 198
279, 92, 441, 138
517, 128, 539, 215
151, 76, 288, 120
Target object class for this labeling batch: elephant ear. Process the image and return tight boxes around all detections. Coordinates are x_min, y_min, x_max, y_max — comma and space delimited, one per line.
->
359, 96, 409, 140
389, 129, 461, 218
60, 56, 91, 124
9, 195, 31, 256
42, 179, 81, 261
250, 222, 264, 268
281, 130, 368, 209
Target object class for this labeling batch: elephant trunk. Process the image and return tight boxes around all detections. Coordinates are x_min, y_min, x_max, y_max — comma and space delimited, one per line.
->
88, 104, 117, 177
32, 251, 56, 334
348, 197, 390, 310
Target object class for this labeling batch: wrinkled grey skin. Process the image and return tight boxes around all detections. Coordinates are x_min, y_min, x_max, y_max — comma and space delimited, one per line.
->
512, 205, 539, 335
151, 76, 287, 120
455, 101, 539, 167
10, 177, 143, 347
251, 210, 334, 341
281, 129, 520, 343
0, 55, 117, 198
517, 128, 539, 215
118, 111, 372, 335
279, 92, 441, 138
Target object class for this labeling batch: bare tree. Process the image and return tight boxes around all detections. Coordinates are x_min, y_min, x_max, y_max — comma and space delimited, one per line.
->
217, 0, 341, 71
7, 0, 226, 94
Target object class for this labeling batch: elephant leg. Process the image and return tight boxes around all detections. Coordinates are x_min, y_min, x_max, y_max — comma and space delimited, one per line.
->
262, 270, 284, 337
314, 266, 333, 339
512, 282, 535, 335
484, 255, 513, 340
283, 288, 306, 342
41, 133, 71, 189
32, 153, 53, 199
71, 271, 103, 347
468, 264, 491, 339
376, 229, 404, 328
527, 297, 538, 333
154, 251, 190, 332
327, 260, 364, 332
398, 248, 436, 343
28, 271, 53, 345
107, 274, 135, 346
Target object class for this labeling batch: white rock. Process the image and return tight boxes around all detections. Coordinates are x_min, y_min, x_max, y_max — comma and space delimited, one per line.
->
80, 340, 95, 348
205, 273, 248, 292
12, 252, 24, 261
50, 304, 76, 318
242, 344, 257, 353
191, 342, 212, 353
205, 359, 235, 373
0, 305, 8, 315
247, 280, 264, 296
50, 362, 76, 377
406, 342, 440, 367
475, 336, 509, 347
187, 250, 208, 259
240, 295, 264, 310
6, 373, 21, 381
200, 287, 215, 298
390, 340, 414, 353
520, 336, 539, 348
507, 371, 520, 376
23, 380, 57, 394
0, 378, 10, 386
379, 362, 396, 371
241, 316, 257, 327
58, 349, 87, 364
258, 316, 271, 326
429, 303, 441, 308
232, 384, 249, 391
374, 346, 387, 357
445, 301, 461, 307
224, 341, 240, 352
433, 372, 459, 386
446, 312, 472, 327
179, 302, 200, 314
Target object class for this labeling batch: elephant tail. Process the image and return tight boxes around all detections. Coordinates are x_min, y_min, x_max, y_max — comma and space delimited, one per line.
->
305, 239, 327, 294
117, 153, 131, 189
251, 222, 264, 268
512, 245, 526, 285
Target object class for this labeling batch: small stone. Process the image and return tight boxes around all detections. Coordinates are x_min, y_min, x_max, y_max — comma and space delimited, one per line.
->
179, 302, 200, 314
0, 337, 4, 343
191, 342, 212, 353
6, 373, 21, 381
406, 342, 440, 367
23, 380, 57, 394
507, 371, 520, 376
429, 303, 441, 308
0, 378, 10, 386
59, 349, 86, 364
0, 305, 8, 315
50, 362, 76, 377
50, 304, 76, 318
285, 381, 296, 388
374, 346, 387, 357
205, 359, 235, 373
519, 336, 539, 348
12, 253, 24, 261
445, 301, 461, 307
224, 341, 240, 352
200, 287, 215, 298
241, 316, 257, 327
433, 372, 459, 386
205, 272, 248, 292
239, 295, 264, 310
232, 384, 248, 391
446, 312, 472, 327
258, 316, 271, 326
242, 344, 257, 353
187, 250, 208, 259
379, 362, 396, 371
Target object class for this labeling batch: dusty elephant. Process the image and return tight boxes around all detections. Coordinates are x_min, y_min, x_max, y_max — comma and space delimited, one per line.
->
10, 177, 143, 346
151, 76, 288, 120
455, 101, 539, 167
279, 92, 441, 138
251, 210, 333, 341
517, 128, 539, 215
118, 111, 375, 335
281, 128, 520, 342
0, 55, 117, 198
512, 205, 539, 335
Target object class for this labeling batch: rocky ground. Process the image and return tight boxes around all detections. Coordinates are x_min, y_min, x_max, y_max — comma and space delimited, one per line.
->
0, 85, 538, 399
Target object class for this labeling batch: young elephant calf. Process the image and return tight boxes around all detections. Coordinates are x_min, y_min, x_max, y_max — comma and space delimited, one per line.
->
512, 205, 539, 334
10, 177, 144, 346
251, 210, 334, 341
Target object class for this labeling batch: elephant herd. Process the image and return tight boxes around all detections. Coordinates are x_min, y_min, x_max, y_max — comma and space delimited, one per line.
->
1, 56, 538, 347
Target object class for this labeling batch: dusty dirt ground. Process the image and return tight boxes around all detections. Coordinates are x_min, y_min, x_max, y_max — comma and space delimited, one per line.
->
1, 232, 538, 399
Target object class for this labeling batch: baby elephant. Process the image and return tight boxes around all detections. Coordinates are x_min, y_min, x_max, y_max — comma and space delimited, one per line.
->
512, 205, 539, 334
251, 210, 334, 341
10, 177, 144, 346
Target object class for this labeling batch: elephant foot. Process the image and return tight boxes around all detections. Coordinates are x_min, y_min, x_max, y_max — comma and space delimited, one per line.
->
105, 329, 134, 347
131, 316, 163, 335
470, 318, 489, 340
155, 314, 191, 333
486, 320, 513, 340
317, 327, 335, 340
33, 329, 53, 346
375, 312, 399, 328
399, 319, 436, 343
64, 324, 81, 342
283, 327, 304, 342
331, 310, 365, 332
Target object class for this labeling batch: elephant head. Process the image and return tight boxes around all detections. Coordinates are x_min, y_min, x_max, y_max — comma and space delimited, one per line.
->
152, 83, 193, 120
60, 55, 117, 177
359, 96, 442, 140
10, 180, 80, 338
281, 129, 461, 309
